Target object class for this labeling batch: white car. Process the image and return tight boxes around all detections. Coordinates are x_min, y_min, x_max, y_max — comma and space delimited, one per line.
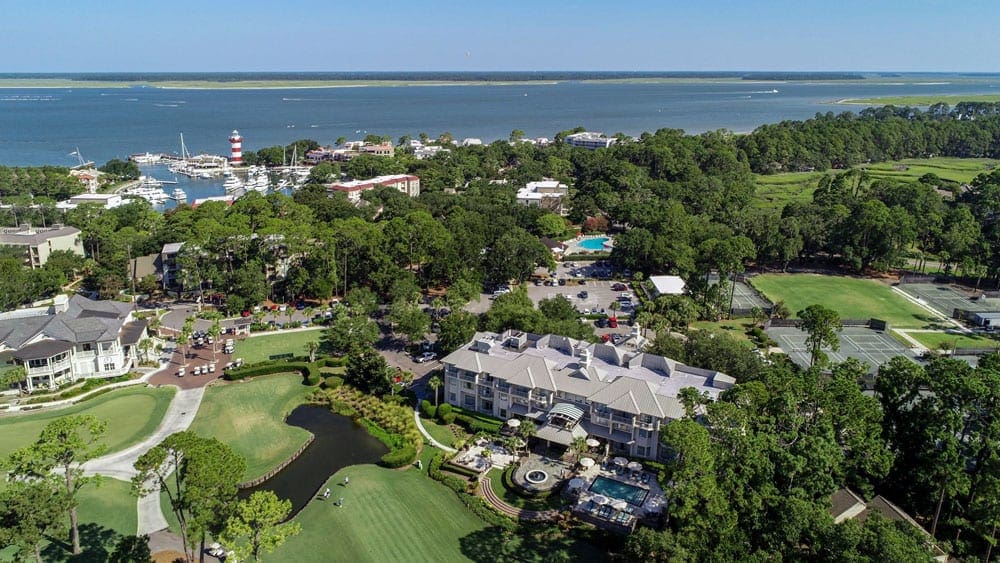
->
415, 352, 437, 363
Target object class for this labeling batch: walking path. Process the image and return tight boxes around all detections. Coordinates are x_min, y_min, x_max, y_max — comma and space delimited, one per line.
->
81, 386, 205, 535
413, 410, 456, 453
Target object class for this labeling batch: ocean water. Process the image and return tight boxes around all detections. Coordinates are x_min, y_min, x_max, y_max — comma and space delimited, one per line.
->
2, 77, 1000, 167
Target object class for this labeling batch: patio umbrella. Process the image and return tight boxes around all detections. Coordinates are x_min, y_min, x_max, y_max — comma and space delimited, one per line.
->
585, 438, 600, 448
592, 494, 609, 505
627, 461, 643, 472
579, 457, 595, 468
506, 418, 521, 428
613, 456, 628, 466
568, 478, 586, 489
612, 500, 628, 511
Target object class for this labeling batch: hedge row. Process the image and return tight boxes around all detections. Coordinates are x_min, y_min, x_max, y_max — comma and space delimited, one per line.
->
224, 361, 321, 386
420, 400, 437, 419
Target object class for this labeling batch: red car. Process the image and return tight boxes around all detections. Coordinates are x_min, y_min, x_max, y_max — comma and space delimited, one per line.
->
601, 333, 612, 343
241, 310, 251, 318
608, 317, 619, 328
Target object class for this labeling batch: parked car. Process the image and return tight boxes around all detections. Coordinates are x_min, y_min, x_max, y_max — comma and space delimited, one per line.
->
558, 279, 566, 286
595, 317, 608, 328
608, 317, 619, 328
619, 292, 632, 300
601, 333, 612, 343
578, 291, 589, 299
415, 352, 437, 363
612, 283, 627, 291
241, 310, 251, 318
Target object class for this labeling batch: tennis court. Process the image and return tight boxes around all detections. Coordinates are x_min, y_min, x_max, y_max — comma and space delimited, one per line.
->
897, 283, 995, 317
767, 325, 918, 371
730, 281, 772, 311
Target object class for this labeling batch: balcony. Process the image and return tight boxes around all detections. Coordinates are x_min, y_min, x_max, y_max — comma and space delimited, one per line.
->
611, 414, 634, 425
612, 422, 632, 434
478, 389, 494, 399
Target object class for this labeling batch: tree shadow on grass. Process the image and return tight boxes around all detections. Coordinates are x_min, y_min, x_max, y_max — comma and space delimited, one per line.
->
459, 524, 616, 563
42, 523, 120, 563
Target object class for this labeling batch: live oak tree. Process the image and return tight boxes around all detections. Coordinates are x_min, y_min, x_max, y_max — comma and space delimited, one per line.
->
346, 349, 392, 396
323, 308, 379, 356
796, 304, 842, 366
220, 490, 301, 562
4, 415, 107, 556
133, 431, 247, 563
0, 480, 68, 563
437, 310, 479, 354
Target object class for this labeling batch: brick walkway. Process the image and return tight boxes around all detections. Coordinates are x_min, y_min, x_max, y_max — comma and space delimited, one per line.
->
477, 477, 559, 522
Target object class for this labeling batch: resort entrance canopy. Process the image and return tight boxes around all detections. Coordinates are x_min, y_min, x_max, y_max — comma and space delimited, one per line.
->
536, 403, 588, 446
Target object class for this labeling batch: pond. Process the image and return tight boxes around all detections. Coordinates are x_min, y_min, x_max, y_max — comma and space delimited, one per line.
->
239, 404, 387, 516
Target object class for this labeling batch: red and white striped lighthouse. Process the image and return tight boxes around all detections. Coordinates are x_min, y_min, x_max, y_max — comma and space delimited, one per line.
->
229, 130, 243, 165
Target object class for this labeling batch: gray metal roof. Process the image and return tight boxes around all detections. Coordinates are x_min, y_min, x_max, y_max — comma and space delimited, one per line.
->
0, 295, 134, 352
0, 226, 80, 246
12, 339, 74, 360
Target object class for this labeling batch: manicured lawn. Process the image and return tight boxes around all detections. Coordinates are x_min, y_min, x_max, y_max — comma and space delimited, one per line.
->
233, 328, 324, 364
750, 274, 939, 328
422, 417, 460, 447
271, 464, 485, 562
908, 331, 1000, 351
188, 375, 312, 480
690, 320, 754, 343
0, 386, 175, 460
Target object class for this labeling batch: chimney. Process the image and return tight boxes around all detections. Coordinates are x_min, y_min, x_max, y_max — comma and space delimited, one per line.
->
579, 347, 592, 369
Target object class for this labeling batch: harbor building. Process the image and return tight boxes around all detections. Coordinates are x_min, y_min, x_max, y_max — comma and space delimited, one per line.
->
564, 131, 617, 150
327, 174, 421, 203
440, 329, 735, 461
56, 192, 124, 211
0, 294, 148, 393
0, 224, 84, 269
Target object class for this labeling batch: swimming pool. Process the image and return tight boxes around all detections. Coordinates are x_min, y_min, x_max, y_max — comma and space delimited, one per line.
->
577, 237, 609, 251
589, 476, 649, 506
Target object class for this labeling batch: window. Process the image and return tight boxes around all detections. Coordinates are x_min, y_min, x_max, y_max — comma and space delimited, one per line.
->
463, 382, 472, 390
82, 343, 93, 352
638, 429, 649, 439
636, 446, 648, 457
499, 409, 507, 419
100, 342, 114, 353
103, 362, 116, 372
28, 358, 47, 368
464, 395, 476, 408
449, 393, 456, 402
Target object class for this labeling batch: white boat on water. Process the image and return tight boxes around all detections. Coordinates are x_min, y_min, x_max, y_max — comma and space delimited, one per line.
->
124, 185, 168, 204
170, 188, 187, 201
223, 175, 244, 193
130, 152, 161, 165
137, 175, 162, 188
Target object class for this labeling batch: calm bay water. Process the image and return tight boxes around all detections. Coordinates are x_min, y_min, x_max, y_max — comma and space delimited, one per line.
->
2, 77, 1000, 167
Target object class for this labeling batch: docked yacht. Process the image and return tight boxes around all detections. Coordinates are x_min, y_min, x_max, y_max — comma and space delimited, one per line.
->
223, 174, 244, 193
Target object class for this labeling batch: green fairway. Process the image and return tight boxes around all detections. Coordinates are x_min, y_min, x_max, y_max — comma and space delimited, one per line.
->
907, 331, 1000, 351
860, 157, 998, 184
750, 274, 940, 328
752, 157, 997, 209
188, 375, 311, 480
272, 464, 484, 563
753, 171, 828, 208
233, 329, 324, 364
839, 94, 1000, 106
0, 386, 175, 460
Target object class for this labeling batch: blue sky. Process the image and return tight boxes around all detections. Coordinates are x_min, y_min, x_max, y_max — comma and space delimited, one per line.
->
1, 0, 996, 72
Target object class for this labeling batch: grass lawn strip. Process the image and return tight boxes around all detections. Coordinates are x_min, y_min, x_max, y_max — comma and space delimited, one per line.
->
422, 417, 459, 448
233, 328, 324, 364
907, 331, 1000, 351
188, 374, 312, 481
0, 386, 176, 460
750, 274, 938, 329
272, 464, 484, 562
689, 320, 754, 344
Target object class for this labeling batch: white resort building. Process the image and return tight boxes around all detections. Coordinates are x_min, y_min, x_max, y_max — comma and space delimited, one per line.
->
564, 132, 617, 150
0, 295, 148, 392
327, 174, 421, 203
516, 179, 570, 215
441, 329, 735, 461
0, 224, 84, 269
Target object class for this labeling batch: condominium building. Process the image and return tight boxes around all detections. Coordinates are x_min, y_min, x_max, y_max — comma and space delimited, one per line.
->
441, 329, 735, 461
516, 179, 570, 215
0, 224, 84, 269
0, 294, 147, 392
327, 174, 421, 203
564, 132, 617, 150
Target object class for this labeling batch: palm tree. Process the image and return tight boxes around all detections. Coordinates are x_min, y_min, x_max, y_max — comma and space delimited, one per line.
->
137, 338, 154, 364
517, 420, 537, 455
147, 315, 162, 338
569, 436, 589, 463
207, 320, 222, 362
305, 340, 319, 363
178, 325, 192, 365
427, 375, 442, 407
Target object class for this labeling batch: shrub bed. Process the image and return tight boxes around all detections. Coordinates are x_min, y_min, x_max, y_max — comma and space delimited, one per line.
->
448, 406, 504, 434
24, 374, 135, 404
224, 361, 321, 386
325, 386, 422, 468
420, 400, 437, 419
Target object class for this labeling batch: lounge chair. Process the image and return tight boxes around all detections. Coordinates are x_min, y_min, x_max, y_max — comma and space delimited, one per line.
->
641, 473, 650, 484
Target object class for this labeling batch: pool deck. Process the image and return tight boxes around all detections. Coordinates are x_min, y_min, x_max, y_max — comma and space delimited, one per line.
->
569, 460, 667, 531
565, 235, 614, 254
